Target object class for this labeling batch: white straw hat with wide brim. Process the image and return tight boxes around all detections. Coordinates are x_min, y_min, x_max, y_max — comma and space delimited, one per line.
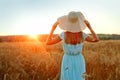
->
57, 11, 87, 32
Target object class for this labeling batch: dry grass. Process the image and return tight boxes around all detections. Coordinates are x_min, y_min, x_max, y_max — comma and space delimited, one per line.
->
0, 40, 120, 80
83, 40, 120, 80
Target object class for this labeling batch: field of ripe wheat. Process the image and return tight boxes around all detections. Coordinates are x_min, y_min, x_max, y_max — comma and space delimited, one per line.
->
0, 40, 120, 80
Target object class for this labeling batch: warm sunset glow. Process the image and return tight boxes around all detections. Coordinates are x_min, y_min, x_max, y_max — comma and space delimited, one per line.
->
28, 34, 39, 41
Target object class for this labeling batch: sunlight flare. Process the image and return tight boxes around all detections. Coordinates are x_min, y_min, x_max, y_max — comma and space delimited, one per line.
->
28, 34, 39, 41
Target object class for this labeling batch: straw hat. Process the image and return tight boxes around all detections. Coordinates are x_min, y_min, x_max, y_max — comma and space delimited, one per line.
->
57, 11, 87, 32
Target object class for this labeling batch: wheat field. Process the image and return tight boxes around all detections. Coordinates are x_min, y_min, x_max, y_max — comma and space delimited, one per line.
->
0, 40, 120, 80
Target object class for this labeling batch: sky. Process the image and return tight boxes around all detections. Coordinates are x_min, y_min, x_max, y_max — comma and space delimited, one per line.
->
0, 0, 120, 35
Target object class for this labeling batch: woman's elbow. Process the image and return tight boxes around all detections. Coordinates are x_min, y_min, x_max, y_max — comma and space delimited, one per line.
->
95, 39, 99, 42
94, 38, 99, 42
89, 38, 99, 42
46, 41, 56, 45
46, 43, 49, 45
45, 41, 51, 45
46, 42, 52, 45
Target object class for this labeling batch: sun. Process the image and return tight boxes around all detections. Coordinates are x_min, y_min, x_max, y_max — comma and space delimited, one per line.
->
28, 34, 39, 41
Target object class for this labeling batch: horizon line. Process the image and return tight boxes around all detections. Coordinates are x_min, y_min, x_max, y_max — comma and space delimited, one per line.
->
0, 33, 120, 36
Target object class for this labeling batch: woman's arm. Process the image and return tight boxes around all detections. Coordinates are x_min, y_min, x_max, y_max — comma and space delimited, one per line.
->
46, 21, 62, 45
84, 20, 99, 42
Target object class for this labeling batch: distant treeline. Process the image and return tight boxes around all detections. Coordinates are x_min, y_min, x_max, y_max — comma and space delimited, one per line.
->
0, 34, 120, 42
98, 34, 120, 40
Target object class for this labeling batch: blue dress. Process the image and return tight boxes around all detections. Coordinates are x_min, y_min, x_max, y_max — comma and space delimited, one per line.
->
59, 32, 88, 80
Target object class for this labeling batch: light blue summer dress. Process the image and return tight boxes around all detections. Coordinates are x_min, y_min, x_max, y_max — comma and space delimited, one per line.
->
59, 32, 88, 80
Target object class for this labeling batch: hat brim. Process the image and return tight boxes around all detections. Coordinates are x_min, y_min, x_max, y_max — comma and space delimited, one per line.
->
57, 12, 87, 32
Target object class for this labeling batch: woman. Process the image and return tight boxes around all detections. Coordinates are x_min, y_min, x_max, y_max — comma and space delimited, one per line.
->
46, 11, 99, 80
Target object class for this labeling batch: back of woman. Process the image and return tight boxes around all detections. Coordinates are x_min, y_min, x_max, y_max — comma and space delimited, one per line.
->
59, 31, 87, 80
46, 11, 99, 80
